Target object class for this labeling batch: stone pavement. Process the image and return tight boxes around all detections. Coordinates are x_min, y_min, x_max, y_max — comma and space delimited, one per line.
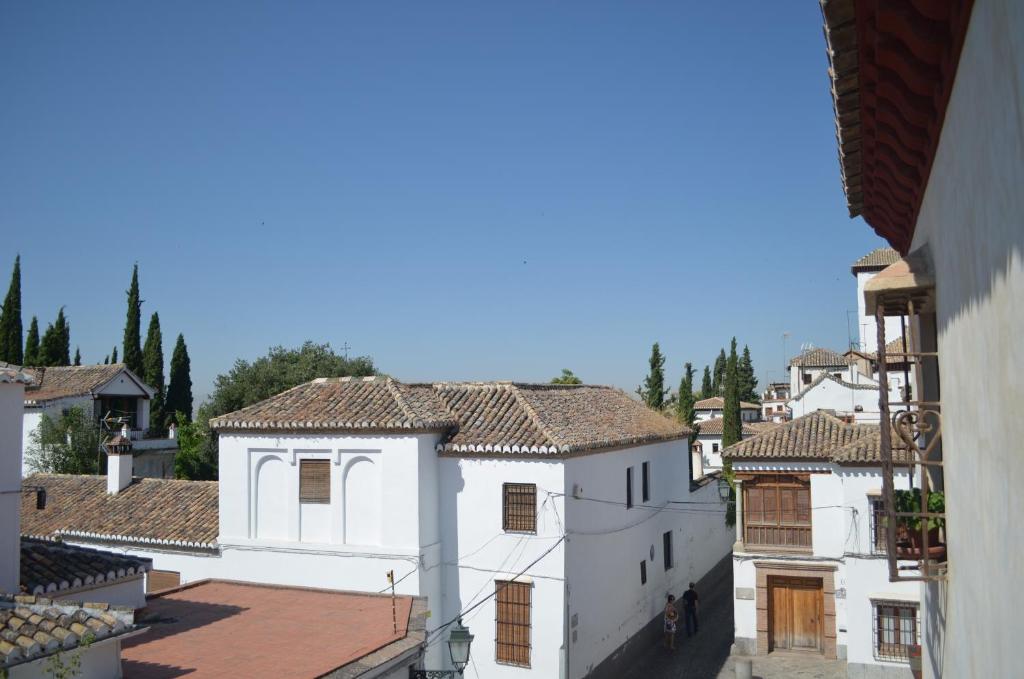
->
623, 563, 846, 679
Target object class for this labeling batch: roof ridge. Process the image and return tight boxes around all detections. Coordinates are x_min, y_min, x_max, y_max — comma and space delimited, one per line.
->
507, 384, 563, 450
384, 378, 424, 425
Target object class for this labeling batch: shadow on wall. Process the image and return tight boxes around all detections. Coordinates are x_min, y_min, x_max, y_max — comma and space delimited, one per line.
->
924, 579, 946, 679
439, 460, 466, 665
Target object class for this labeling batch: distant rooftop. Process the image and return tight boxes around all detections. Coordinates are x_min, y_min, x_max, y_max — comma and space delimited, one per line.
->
20, 538, 151, 596
694, 396, 760, 411
4, 363, 152, 404
789, 347, 851, 368
851, 247, 901, 274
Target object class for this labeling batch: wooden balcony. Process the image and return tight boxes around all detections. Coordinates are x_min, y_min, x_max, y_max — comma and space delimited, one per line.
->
743, 523, 812, 551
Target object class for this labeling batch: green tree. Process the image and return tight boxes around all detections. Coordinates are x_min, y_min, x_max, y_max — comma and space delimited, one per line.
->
739, 344, 759, 403
712, 348, 727, 396
722, 338, 742, 447
39, 308, 71, 366
142, 312, 165, 430
676, 362, 696, 426
173, 411, 216, 481
0, 255, 23, 364
73, 347, 81, 366
165, 334, 193, 424
122, 264, 144, 375
550, 369, 582, 385
25, 406, 102, 475
700, 365, 712, 399
637, 342, 668, 410
111, 346, 118, 363
23, 316, 40, 366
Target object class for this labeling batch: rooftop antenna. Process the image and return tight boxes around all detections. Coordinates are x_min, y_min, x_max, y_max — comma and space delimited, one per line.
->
340, 341, 351, 359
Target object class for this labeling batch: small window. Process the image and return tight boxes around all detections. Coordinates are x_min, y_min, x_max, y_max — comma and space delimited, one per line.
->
776, 405, 783, 412
803, 373, 812, 385
641, 462, 650, 502
626, 467, 634, 509
663, 531, 673, 570
712, 443, 720, 454
640, 560, 647, 585
299, 460, 331, 504
870, 497, 887, 553
503, 483, 537, 533
496, 580, 532, 667
874, 601, 919, 662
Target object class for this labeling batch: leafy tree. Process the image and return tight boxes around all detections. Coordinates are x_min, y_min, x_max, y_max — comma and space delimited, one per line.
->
700, 365, 712, 399
165, 334, 193, 424
739, 344, 759, 403
712, 348, 727, 396
551, 369, 582, 385
142, 313, 166, 430
25, 406, 102, 475
24, 316, 40, 366
173, 410, 216, 481
722, 338, 742, 448
122, 264, 144, 375
676, 362, 696, 426
637, 342, 668, 410
0, 255, 23, 364
39, 308, 71, 366
73, 347, 81, 366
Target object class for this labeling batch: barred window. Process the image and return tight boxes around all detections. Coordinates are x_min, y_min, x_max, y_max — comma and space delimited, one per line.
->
870, 497, 887, 553
502, 483, 536, 533
495, 580, 531, 667
874, 601, 919, 662
299, 460, 331, 504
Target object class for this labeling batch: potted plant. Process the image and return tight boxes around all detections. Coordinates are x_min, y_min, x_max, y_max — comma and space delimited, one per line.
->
893, 489, 945, 560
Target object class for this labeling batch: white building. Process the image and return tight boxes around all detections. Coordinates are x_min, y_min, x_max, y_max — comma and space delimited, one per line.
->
691, 417, 777, 477
22, 377, 734, 678
760, 383, 791, 423
693, 396, 761, 423
725, 412, 920, 678
822, 1, 1024, 675
851, 249, 905, 355
786, 373, 898, 424
788, 347, 853, 395
15, 363, 177, 478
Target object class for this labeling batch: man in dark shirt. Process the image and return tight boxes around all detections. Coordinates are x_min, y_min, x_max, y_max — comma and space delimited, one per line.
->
682, 582, 699, 637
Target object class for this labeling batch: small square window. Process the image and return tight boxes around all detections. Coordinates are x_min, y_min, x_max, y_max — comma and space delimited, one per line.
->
299, 460, 330, 504
712, 443, 720, 454
503, 483, 537, 533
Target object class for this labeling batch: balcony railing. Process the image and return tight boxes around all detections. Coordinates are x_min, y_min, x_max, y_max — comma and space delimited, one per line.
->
743, 524, 812, 551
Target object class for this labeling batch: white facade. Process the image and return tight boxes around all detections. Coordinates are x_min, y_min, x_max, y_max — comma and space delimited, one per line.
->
695, 406, 759, 423
854, 270, 904, 354
1, 378, 26, 593
786, 374, 897, 424
731, 461, 918, 677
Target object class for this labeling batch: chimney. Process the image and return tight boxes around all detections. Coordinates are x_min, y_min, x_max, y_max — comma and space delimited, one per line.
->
105, 434, 134, 494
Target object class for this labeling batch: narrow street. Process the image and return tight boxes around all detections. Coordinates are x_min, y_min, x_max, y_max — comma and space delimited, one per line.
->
623, 563, 846, 679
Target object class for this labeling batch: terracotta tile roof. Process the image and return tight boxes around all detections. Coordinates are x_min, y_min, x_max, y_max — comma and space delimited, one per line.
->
20, 474, 219, 549
693, 396, 760, 411
19, 364, 150, 404
788, 347, 852, 368
0, 363, 34, 385
830, 429, 914, 464
208, 376, 457, 432
694, 417, 775, 437
851, 248, 901, 273
212, 378, 688, 456
121, 580, 425, 679
789, 372, 879, 402
0, 594, 137, 670
20, 538, 151, 596
723, 411, 877, 461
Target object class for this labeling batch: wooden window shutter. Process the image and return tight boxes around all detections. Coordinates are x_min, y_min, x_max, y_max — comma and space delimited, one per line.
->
495, 580, 532, 667
502, 483, 537, 533
299, 459, 331, 504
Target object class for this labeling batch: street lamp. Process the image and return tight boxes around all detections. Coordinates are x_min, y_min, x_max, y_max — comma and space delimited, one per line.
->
447, 619, 473, 673
717, 476, 732, 502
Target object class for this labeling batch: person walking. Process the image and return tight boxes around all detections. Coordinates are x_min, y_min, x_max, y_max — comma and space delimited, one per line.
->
682, 582, 699, 637
663, 594, 679, 650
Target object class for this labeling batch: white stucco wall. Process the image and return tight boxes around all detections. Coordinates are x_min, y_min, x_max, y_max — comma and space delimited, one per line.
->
564, 440, 732, 679
905, 2, 1024, 677
7, 633, 126, 679
1, 381, 25, 593
787, 378, 889, 424
30, 574, 148, 610
855, 271, 905, 354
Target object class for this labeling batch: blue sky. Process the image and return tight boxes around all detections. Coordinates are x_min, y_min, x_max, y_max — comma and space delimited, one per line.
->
0, 2, 885, 404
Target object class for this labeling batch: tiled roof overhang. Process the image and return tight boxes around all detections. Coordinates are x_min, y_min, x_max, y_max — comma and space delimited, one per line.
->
821, 0, 975, 253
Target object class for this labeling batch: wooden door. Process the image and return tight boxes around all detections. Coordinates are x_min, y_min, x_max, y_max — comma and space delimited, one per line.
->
769, 576, 823, 653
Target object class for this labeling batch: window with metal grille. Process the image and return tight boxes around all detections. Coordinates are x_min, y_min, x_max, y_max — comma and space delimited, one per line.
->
299, 459, 331, 504
502, 483, 536, 533
642, 462, 650, 502
869, 497, 887, 553
495, 580, 531, 667
626, 467, 634, 509
663, 531, 673, 570
873, 601, 919, 662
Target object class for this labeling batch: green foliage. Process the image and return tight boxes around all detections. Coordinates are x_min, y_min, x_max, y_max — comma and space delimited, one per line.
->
43, 630, 93, 679
122, 264, 144, 375
0, 255, 23, 364
111, 346, 118, 363
676, 362, 696, 426
738, 344, 759, 403
26, 406, 101, 475
712, 349, 726, 396
73, 347, 81, 366
637, 342, 668, 410
721, 337, 742, 448
165, 334, 193, 423
894, 489, 945, 531
173, 410, 216, 480
39, 308, 71, 367
143, 312, 166, 429
24, 316, 40, 366
700, 365, 712, 399
551, 369, 582, 385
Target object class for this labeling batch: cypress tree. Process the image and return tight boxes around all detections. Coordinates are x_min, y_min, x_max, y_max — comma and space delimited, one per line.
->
165, 334, 193, 422
722, 338, 742, 447
73, 347, 81, 366
122, 264, 144, 375
104, 355, 109, 365
24, 317, 40, 365
739, 344, 759, 403
677, 362, 696, 426
638, 342, 668, 410
700, 365, 713, 399
0, 255, 23, 364
142, 313, 166, 429
111, 346, 118, 363
39, 309, 71, 366
712, 348, 727, 395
